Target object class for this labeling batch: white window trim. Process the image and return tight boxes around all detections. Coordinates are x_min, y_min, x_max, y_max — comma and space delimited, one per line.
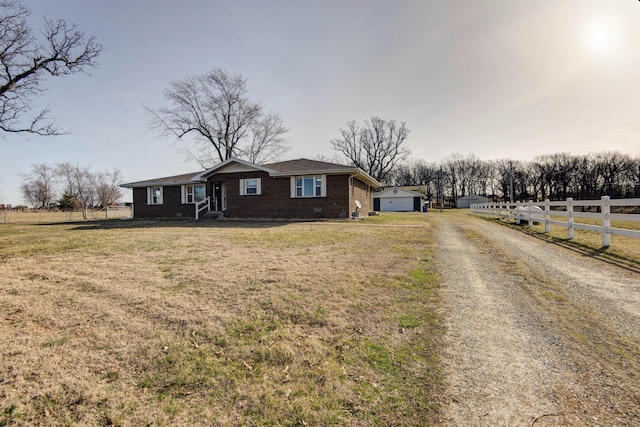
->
181, 184, 206, 204
290, 175, 326, 198
239, 178, 262, 196
147, 186, 163, 205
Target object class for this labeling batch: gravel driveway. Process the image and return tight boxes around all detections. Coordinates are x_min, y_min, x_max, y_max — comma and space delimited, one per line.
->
433, 212, 640, 426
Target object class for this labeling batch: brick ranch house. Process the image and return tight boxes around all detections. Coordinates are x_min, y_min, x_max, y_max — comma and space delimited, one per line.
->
121, 158, 381, 219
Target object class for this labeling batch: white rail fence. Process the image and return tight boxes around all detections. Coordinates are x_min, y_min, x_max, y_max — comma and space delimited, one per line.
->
470, 196, 640, 248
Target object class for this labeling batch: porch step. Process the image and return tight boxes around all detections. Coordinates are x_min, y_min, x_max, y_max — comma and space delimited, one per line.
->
200, 211, 223, 220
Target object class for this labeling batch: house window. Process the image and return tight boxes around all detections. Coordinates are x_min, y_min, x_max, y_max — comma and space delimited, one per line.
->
291, 175, 326, 198
147, 186, 163, 205
182, 184, 206, 204
239, 178, 261, 195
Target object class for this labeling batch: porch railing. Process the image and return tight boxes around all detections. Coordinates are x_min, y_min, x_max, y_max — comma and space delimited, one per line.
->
195, 196, 210, 220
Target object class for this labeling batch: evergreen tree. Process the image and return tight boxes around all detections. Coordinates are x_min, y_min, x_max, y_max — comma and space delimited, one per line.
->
57, 193, 78, 212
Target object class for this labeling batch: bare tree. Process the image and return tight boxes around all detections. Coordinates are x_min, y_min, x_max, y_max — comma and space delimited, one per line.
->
434, 165, 447, 207
385, 162, 414, 186
146, 67, 289, 167
531, 156, 553, 201
239, 112, 289, 164
494, 159, 519, 202
571, 154, 599, 200
0, 1, 102, 135
594, 151, 633, 198
19, 162, 122, 214
448, 154, 487, 197
522, 161, 542, 201
549, 153, 578, 200
94, 168, 123, 208
413, 160, 440, 202
331, 116, 410, 183
631, 156, 640, 197
415, 150, 638, 203
20, 162, 56, 208
440, 153, 462, 200
56, 162, 95, 219
313, 153, 349, 165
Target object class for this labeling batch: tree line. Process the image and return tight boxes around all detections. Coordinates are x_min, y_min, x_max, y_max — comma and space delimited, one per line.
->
20, 163, 123, 218
385, 151, 640, 204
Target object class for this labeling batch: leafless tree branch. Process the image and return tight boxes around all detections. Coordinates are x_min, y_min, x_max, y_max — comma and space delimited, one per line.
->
0, 1, 102, 136
331, 116, 410, 183
146, 67, 289, 165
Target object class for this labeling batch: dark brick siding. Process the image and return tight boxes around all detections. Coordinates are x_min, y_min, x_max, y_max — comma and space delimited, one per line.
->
133, 186, 196, 219
351, 178, 372, 215
132, 172, 374, 219
213, 172, 352, 219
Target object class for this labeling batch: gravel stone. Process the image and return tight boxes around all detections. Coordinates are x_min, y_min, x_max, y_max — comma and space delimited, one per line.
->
434, 213, 640, 426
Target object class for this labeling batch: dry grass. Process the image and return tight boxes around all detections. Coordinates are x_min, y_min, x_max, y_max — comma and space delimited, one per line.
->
470, 210, 640, 268
0, 208, 132, 224
0, 215, 442, 426
523, 219, 640, 268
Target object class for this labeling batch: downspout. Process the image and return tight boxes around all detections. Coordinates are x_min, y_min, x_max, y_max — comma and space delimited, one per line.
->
349, 176, 354, 214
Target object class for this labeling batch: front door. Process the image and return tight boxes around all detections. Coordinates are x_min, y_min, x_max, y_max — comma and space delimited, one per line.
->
214, 182, 227, 211
214, 183, 221, 211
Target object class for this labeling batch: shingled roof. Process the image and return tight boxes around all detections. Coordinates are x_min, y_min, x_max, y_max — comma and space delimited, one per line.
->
264, 158, 352, 173
120, 172, 202, 188
264, 158, 379, 187
122, 158, 380, 188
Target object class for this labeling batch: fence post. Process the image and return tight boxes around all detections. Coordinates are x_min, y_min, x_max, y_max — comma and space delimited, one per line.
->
567, 198, 574, 239
602, 196, 611, 247
528, 200, 534, 226
544, 199, 550, 233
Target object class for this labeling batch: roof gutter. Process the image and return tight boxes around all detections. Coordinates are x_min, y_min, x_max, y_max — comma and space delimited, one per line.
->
268, 167, 381, 188
351, 169, 381, 188
120, 178, 205, 189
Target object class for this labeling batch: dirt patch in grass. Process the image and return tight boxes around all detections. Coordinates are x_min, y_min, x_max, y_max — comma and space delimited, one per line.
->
0, 217, 442, 426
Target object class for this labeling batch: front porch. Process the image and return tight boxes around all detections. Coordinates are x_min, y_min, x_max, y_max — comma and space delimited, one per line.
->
195, 196, 225, 220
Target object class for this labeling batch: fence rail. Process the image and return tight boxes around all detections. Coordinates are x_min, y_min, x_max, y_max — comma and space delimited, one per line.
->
470, 196, 640, 248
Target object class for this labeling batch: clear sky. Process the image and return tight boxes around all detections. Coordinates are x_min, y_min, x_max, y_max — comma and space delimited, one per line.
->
1, 0, 639, 205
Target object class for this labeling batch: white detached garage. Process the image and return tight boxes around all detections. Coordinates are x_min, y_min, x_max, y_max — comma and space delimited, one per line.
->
373, 188, 425, 212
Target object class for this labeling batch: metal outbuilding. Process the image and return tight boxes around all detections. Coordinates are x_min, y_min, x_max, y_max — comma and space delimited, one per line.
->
456, 194, 489, 208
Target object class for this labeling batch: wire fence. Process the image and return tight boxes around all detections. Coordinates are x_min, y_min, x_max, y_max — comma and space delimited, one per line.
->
0, 206, 133, 224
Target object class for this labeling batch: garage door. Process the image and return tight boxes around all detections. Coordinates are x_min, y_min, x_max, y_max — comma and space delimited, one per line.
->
381, 197, 413, 212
